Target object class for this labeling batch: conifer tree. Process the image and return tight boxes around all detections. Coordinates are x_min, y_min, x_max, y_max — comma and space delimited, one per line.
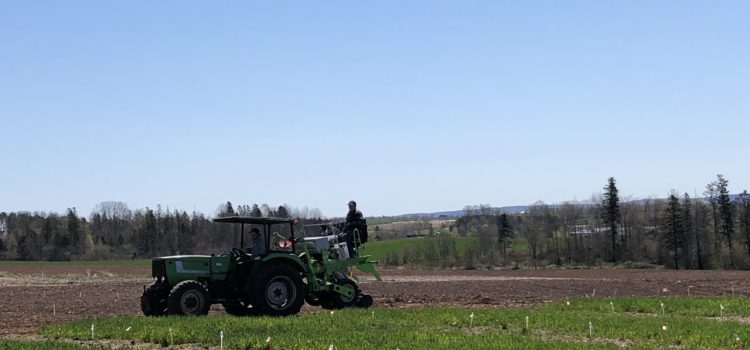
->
601, 177, 621, 262
716, 174, 735, 267
663, 194, 683, 269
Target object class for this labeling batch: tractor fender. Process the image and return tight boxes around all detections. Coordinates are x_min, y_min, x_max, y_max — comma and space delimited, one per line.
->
243, 255, 308, 289
257, 255, 307, 274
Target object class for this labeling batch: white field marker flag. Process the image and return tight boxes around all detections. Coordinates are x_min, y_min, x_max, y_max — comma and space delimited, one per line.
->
220, 330, 224, 350
470, 312, 475, 328
126, 326, 132, 332
610, 301, 614, 313
169, 328, 173, 345
264, 336, 272, 350
90, 324, 94, 339
720, 304, 724, 318
328, 344, 335, 350
660, 302, 665, 316
566, 300, 570, 306
525, 316, 529, 330
588, 321, 593, 337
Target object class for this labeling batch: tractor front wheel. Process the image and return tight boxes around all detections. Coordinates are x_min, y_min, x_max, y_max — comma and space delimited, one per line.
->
250, 264, 305, 316
167, 280, 210, 316
141, 281, 168, 316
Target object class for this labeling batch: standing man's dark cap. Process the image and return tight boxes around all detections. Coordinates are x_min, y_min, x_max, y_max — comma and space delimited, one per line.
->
348, 200, 356, 206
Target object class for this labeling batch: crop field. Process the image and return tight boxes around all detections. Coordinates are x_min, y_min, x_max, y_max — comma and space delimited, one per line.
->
14, 296, 750, 349
3, 261, 750, 349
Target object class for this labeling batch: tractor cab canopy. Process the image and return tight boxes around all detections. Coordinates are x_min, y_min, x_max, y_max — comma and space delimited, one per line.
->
213, 216, 298, 256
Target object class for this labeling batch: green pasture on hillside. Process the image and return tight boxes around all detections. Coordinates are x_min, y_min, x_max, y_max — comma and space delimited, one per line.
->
361, 235, 527, 264
360, 236, 478, 262
38, 296, 750, 349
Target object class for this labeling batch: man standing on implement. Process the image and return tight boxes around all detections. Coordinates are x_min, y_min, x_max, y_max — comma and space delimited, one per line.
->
342, 200, 364, 256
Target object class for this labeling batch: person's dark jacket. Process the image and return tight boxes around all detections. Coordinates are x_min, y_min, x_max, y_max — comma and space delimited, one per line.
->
344, 210, 364, 234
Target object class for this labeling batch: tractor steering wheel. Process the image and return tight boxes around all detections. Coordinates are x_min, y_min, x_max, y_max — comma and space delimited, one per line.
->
232, 247, 249, 259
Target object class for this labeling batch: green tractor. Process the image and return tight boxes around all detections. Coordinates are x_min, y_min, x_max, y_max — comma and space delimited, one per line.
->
140, 216, 380, 317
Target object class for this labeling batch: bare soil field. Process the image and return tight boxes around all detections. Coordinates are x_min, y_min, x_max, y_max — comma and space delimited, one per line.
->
2, 263, 750, 336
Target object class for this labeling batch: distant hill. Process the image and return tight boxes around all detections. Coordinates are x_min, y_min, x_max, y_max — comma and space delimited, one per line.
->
396, 206, 528, 219
396, 193, 747, 219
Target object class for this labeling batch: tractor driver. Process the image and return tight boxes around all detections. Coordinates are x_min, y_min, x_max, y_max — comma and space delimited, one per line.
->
249, 227, 266, 256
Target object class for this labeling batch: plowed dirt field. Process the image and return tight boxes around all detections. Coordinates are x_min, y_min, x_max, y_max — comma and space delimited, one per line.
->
2, 263, 750, 336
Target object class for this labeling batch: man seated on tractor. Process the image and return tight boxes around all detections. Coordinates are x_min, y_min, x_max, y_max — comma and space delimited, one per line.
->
249, 227, 266, 256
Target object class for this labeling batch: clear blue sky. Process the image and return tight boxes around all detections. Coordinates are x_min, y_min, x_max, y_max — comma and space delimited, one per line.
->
1, 1, 748, 218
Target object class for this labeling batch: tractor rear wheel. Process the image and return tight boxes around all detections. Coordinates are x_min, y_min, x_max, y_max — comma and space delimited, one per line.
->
167, 280, 210, 316
250, 264, 305, 316
141, 281, 168, 316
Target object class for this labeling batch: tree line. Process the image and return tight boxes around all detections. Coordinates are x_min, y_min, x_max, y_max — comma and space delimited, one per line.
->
0, 201, 323, 261
450, 174, 750, 270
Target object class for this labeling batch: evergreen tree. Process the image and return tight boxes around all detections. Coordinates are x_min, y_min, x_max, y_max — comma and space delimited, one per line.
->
177, 211, 195, 254
704, 181, 722, 256
496, 213, 512, 264
716, 174, 735, 267
66, 208, 80, 254
663, 194, 683, 269
737, 190, 750, 256
277, 205, 289, 218
601, 177, 621, 262
136, 208, 158, 256
218, 201, 235, 217
250, 204, 262, 217
682, 193, 696, 269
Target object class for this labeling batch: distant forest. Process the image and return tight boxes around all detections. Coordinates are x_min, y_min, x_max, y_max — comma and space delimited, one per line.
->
451, 174, 750, 270
1, 174, 749, 270
0, 202, 324, 261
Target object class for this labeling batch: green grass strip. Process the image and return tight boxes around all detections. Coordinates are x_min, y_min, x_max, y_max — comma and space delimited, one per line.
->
41, 297, 750, 349
0, 339, 111, 350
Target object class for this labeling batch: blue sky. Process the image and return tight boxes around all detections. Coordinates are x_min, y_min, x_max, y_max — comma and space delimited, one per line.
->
1, 1, 748, 218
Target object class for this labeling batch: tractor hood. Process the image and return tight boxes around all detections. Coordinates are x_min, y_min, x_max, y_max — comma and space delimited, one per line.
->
151, 255, 213, 283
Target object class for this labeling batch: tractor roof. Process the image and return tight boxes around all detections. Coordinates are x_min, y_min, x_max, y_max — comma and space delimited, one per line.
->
212, 216, 296, 225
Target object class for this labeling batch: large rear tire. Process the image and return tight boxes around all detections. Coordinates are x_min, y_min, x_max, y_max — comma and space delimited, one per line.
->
141, 281, 168, 316
167, 280, 210, 316
250, 264, 305, 316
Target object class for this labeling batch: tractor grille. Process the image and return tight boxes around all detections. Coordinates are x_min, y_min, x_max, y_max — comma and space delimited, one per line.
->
151, 258, 167, 281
